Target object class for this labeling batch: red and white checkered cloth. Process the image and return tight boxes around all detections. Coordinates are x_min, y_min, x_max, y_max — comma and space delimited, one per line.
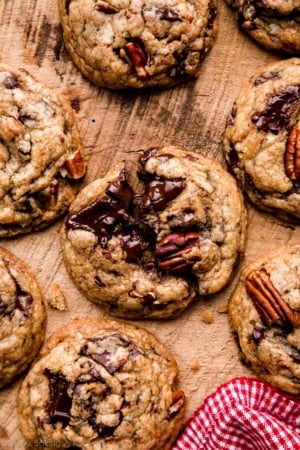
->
172, 377, 300, 450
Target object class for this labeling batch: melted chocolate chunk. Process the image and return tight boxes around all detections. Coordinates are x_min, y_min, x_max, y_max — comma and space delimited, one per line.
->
88, 412, 122, 438
169, 51, 194, 78
143, 292, 157, 304
114, 223, 144, 263
19, 114, 34, 125
254, 71, 279, 86
291, 352, 300, 364
44, 370, 72, 425
226, 145, 239, 171
95, 275, 105, 287
3, 73, 19, 89
66, 170, 135, 249
252, 86, 300, 135
4, 262, 33, 318
139, 148, 159, 166
156, 6, 181, 20
81, 335, 139, 374
142, 174, 184, 211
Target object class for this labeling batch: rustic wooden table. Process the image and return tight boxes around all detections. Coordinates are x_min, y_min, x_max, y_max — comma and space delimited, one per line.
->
1, 0, 299, 447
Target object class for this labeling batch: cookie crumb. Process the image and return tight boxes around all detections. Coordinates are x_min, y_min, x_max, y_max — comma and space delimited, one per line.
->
217, 302, 228, 314
46, 283, 67, 311
190, 359, 201, 370
201, 310, 215, 324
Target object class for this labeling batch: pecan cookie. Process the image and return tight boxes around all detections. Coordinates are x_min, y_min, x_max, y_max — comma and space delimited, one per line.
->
229, 245, 300, 395
57, 0, 218, 89
224, 0, 300, 54
0, 64, 85, 237
224, 58, 300, 222
0, 247, 46, 389
18, 318, 185, 449
61, 145, 247, 319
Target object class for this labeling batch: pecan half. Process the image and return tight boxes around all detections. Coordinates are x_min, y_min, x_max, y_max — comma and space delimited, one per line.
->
154, 231, 201, 275
284, 124, 300, 180
245, 269, 300, 329
64, 148, 85, 179
123, 41, 149, 81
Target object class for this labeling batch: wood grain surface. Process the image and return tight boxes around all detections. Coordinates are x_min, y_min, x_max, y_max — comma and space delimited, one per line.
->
1, 0, 299, 447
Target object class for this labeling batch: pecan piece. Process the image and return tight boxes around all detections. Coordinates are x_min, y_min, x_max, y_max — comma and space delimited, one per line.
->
284, 124, 300, 180
168, 389, 185, 417
245, 269, 300, 329
64, 148, 85, 179
154, 231, 201, 275
123, 41, 149, 81
0, 116, 24, 142
95, 0, 119, 13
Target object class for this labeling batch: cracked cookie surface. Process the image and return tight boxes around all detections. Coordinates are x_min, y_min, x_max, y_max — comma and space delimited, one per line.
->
0, 247, 46, 389
229, 245, 300, 395
224, 0, 300, 54
18, 318, 185, 450
0, 64, 85, 237
61, 145, 247, 319
57, 0, 218, 89
223, 58, 300, 222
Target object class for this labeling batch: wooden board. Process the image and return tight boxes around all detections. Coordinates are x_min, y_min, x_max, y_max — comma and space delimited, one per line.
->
1, 0, 299, 447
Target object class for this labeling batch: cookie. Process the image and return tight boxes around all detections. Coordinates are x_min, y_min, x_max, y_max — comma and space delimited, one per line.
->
0, 64, 85, 237
0, 247, 46, 389
61, 145, 247, 319
57, 0, 218, 89
224, 0, 300, 54
223, 58, 300, 222
229, 245, 300, 395
17, 318, 185, 449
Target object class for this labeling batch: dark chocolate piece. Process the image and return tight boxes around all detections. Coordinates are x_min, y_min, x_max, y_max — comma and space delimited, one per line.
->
66, 170, 135, 249
44, 370, 72, 424
142, 175, 184, 211
252, 86, 300, 135
3, 73, 19, 89
254, 71, 279, 86
80, 334, 139, 374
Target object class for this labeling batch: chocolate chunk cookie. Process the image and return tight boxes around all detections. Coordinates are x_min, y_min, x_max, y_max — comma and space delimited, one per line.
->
57, 0, 218, 89
223, 58, 300, 222
224, 0, 300, 54
0, 64, 85, 237
0, 247, 46, 389
18, 318, 185, 449
61, 145, 247, 319
229, 245, 300, 395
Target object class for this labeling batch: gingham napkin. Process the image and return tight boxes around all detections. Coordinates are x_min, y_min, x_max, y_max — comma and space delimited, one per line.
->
172, 377, 300, 450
